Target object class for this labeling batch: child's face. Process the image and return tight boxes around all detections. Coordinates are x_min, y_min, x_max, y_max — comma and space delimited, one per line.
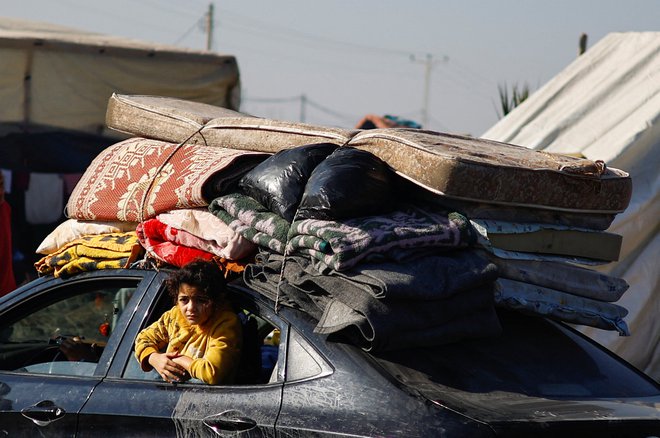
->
177, 283, 213, 326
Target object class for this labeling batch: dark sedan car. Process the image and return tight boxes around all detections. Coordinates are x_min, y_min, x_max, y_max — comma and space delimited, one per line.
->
0, 267, 658, 437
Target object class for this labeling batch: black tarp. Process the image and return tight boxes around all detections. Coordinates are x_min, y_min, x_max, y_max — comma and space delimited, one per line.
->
0, 129, 118, 173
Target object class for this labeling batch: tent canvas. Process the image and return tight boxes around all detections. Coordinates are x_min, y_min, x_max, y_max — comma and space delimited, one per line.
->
0, 17, 241, 286
483, 32, 660, 381
0, 17, 240, 138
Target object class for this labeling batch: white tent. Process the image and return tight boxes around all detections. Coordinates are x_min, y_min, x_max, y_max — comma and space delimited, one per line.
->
0, 17, 242, 285
483, 32, 660, 381
0, 17, 240, 137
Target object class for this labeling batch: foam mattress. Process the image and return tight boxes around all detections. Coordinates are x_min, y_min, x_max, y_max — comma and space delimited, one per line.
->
106, 94, 632, 214
106, 93, 353, 152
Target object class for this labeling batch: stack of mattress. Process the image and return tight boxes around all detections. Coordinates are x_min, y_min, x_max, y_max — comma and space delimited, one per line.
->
44, 93, 635, 344
347, 129, 631, 335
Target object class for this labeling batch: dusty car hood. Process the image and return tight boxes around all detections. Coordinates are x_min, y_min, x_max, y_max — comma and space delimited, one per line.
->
430, 387, 660, 422
422, 386, 660, 437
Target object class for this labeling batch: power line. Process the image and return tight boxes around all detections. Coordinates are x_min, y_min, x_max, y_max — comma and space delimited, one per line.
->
243, 95, 302, 104
139, 0, 201, 20
222, 28, 420, 80
87, 2, 494, 131
172, 14, 206, 46
212, 10, 495, 94
433, 64, 495, 102
59, 0, 192, 37
105, 1, 494, 103
410, 54, 448, 129
305, 98, 359, 125
449, 58, 497, 90
217, 9, 417, 58
243, 94, 359, 126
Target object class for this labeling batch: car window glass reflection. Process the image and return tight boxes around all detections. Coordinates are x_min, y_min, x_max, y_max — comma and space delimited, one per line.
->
0, 282, 137, 376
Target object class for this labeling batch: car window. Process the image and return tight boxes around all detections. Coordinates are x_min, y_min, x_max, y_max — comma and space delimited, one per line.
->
284, 327, 332, 382
0, 279, 138, 376
122, 288, 284, 385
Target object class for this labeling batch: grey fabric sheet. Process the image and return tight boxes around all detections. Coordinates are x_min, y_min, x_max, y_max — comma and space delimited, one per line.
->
243, 250, 502, 351
308, 249, 498, 300
319, 299, 502, 351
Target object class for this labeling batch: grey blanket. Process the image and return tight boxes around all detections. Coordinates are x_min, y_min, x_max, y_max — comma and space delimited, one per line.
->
318, 299, 502, 351
243, 250, 501, 351
308, 250, 498, 300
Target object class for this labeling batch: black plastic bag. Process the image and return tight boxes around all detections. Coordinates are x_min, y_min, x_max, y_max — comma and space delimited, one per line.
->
297, 147, 396, 220
238, 143, 338, 222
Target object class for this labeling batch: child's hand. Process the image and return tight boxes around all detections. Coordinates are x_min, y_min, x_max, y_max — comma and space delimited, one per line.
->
148, 351, 186, 383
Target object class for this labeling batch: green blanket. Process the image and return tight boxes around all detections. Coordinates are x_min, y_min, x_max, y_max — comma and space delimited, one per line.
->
209, 193, 291, 254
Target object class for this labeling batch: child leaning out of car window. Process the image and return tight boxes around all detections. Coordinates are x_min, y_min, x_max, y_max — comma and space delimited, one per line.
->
134, 259, 242, 385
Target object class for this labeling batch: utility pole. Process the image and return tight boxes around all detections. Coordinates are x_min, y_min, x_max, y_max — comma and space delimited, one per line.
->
300, 94, 307, 122
421, 53, 432, 129
206, 3, 214, 51
411, 53, 448, 129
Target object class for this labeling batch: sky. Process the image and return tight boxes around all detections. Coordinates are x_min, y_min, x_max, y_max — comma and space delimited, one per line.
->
3, 0, 659, 137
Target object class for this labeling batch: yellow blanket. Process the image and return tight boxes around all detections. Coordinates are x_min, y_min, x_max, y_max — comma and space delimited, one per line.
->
35, 232, 143, 278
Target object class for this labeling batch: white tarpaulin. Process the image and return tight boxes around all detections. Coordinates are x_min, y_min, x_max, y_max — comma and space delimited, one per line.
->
0, 17, 240, 137
483, 32, 660, 381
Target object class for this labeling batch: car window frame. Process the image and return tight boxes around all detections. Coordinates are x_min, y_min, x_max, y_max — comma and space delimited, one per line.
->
229, 283, 335, 385
108, 273, 292, 387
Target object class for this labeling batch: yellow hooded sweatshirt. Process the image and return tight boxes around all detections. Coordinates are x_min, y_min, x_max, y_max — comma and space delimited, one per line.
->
135, 302, 242, 384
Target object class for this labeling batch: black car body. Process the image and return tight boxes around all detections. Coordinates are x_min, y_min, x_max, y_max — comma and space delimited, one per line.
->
0, 268, 658, 437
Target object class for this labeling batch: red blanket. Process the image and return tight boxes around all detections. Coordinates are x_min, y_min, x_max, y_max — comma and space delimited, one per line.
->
137, 218, 214, 268
67, 137, 267, 222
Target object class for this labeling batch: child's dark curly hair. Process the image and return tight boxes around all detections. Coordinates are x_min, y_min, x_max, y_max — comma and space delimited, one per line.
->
165, 259, 227, 305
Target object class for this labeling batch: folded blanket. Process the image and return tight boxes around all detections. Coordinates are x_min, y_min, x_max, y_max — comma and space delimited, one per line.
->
308, 249, 498, 300
137, 218, 215, 267
282, 254, 497, 331
242, 252, 310, 311
209, 193, 291, 254
318, 298, 502, 352
156, 208, 255, 259
36, 218, 138, 255
66, 137, 267, 222
314, 282, 497, 332
494, 278, 630, 335
483, 252, 628, 302
153, 211, 255, 260
35, 231, 142, 278
287, 206, 474, 271
243, 251, 501, 351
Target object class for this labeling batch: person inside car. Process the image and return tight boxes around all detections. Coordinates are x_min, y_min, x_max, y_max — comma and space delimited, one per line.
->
134, 259, 242, 384
57, 335, 104, 362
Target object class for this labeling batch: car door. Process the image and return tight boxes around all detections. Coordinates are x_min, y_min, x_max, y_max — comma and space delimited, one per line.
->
76, 281, 285, 437
0, 269, 156, 437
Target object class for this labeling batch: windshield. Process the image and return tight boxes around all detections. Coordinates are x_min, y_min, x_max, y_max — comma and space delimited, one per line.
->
371, 309, 659, 400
